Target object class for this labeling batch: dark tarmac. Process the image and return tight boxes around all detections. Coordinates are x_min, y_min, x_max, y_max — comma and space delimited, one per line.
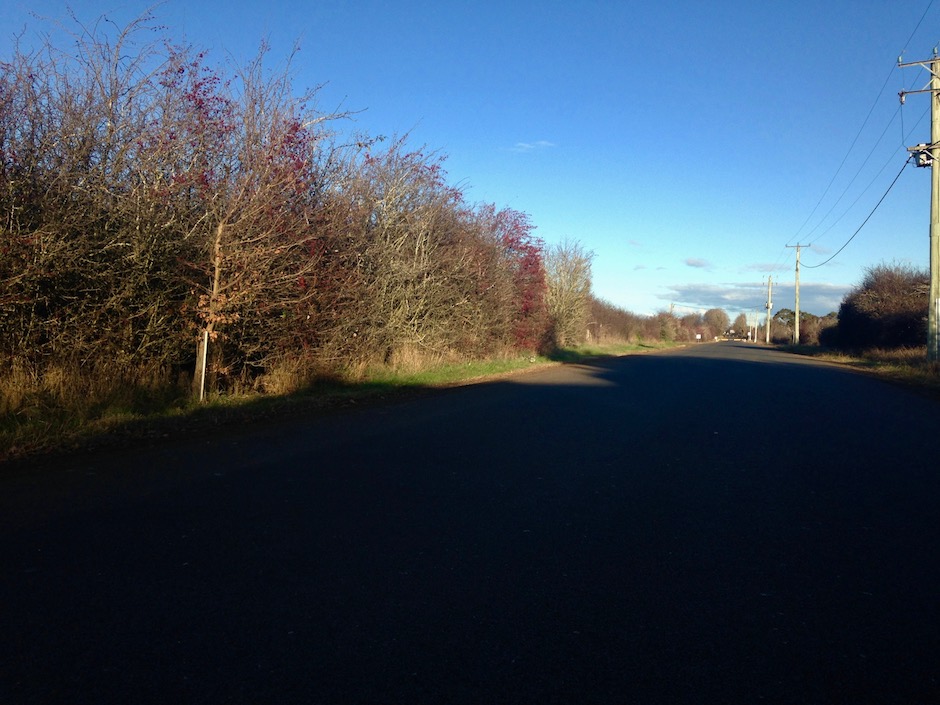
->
2, 343, 938, 703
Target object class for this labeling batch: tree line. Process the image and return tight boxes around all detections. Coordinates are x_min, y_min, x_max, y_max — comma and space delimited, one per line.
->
0, 12, 598, 410
17, 11, 924, 428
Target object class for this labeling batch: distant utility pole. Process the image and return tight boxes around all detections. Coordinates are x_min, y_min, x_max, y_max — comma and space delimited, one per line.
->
899, 50, 940, 360
786, 244, 809, 345
765, 276, 773, 344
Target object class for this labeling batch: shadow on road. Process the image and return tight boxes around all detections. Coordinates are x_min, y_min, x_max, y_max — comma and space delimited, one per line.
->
2, 343, 939, 704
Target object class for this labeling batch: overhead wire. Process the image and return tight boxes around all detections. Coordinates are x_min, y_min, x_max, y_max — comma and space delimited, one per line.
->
783, 0, 936, 271
787, 61, 901, 246
742, 0, 937, 302
802, 104, 903, 244
763, 78, 905, 278
807, 103, 928, 246
802, 155, 913, 269
898, 0, 936, 143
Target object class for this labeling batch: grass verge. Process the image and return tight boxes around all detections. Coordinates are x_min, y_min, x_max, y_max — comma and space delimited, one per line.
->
1, 341, 670, 464
781, 344, 940, 396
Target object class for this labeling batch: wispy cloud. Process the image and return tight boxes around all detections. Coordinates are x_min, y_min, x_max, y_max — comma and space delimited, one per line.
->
743, 262, 789, 273
684, 257, 712, 270
633, 264, 647, 271
508, 140, 556, 153
743, 244, 837, 273
659, 281, 850, 315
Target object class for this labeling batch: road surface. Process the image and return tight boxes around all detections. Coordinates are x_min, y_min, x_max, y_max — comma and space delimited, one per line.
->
2, 343, 938, 703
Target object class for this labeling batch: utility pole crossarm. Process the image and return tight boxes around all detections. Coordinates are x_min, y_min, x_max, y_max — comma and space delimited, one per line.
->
898, 53, 940, 99
897, 57, 940, 72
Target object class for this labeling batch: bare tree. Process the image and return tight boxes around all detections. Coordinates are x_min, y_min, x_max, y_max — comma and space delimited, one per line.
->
544, 238, 593, 347
703, 308, 730, 339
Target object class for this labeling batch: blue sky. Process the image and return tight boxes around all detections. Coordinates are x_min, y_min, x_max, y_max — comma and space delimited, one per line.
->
3, 0, 939, 319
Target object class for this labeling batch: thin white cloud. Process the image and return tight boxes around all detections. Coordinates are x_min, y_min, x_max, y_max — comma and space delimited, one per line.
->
659, 281, 850, 316
684, 257, 712, 270
508, 140, 556, 153
743, 262, 789, 273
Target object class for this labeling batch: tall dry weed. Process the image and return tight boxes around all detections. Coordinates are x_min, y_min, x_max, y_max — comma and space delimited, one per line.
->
385, 345, 448, 373
2, 360, 183, 419
253, 355, 323, 395
0, 361, 36, 415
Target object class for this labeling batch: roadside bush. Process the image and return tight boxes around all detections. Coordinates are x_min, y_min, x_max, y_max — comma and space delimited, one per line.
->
800, 312, 837, 346
0, 10, 558, 409
834, 263, 928, 349
588, 296, 648, 343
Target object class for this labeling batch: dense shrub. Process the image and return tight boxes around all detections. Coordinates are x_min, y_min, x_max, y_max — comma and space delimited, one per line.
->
588, 296, 653, 342
0, 12, 562, 405
799, 312, 838, 346
834, 263, 928, 349
1, 9, 674, 428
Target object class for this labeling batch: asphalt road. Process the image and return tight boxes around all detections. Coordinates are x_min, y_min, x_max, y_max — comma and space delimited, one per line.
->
2, 343, 939, 704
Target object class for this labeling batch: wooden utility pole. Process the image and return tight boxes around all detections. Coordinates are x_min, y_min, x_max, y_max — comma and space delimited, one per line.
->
786, 244, 809, 345
765, 276, 773, 344
899, 50, 940, 360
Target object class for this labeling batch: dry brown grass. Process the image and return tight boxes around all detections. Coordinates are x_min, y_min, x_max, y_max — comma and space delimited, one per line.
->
785, 345, 940, 395
1, 360, 188, 461
1, 340, 666, 463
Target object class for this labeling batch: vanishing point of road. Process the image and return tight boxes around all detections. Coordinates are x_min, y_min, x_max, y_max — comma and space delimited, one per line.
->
2, 343, 938, 704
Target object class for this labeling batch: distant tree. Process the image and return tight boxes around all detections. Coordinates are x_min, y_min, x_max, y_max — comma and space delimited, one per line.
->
769, 308, 794, 343
678, 312, 704, 341
730, 313, 748, 338
656, 311, 678, 342
770, 319, 792, 344
587, 296, 648, 343
703, 308, 730, 338
773, 308, 795, 328
791, 311, 819, 344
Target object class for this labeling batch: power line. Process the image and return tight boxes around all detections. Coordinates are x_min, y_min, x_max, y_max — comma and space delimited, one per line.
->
803, 156, 912, 269
901, 0, 937, 56
790, 0, 935, 246
899, 0, 937, 144
808, 104, 927, 246
803, 105, 903, 243
765, 83, 912, 278
790, 68, 901, 245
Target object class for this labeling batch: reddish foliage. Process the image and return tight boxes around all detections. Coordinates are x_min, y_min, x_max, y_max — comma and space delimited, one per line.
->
487, 206, 549, 350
